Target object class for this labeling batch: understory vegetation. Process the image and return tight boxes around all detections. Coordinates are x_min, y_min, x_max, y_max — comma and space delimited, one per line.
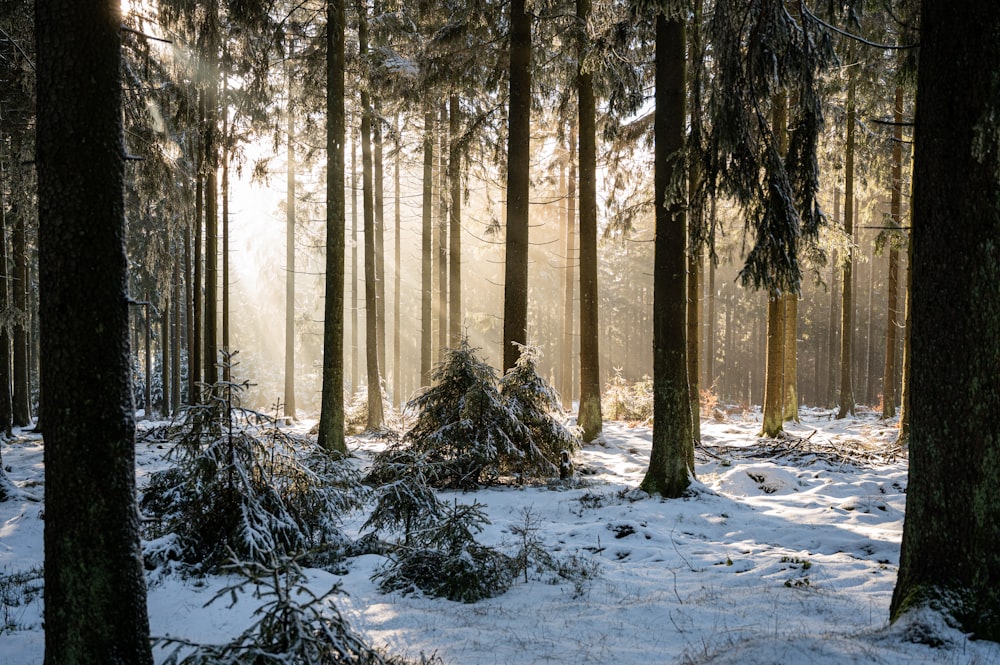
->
139, 343, 581, 657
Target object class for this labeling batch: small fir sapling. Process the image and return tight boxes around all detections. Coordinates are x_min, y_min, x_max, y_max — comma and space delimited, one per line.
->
141, 361, 364, 570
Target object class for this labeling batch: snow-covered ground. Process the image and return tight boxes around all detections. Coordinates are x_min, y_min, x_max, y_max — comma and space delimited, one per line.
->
2, 408, 998, 664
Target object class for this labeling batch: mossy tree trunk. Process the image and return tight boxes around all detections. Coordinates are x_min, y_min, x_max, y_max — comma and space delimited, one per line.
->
641, 11, 693, 498
890, 0, 1000, 637
36, 0, 154, 659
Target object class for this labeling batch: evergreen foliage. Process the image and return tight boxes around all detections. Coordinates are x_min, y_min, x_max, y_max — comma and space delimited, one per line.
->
401, 338, 578, 489
159, 556, 389, 665
142, 371, 363, 570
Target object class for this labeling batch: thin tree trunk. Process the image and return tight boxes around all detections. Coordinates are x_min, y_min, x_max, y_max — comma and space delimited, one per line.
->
221, 80, 230, 384
161, 300, 169, 416
448, 95, 462, 347
374, 100, 386, 375
562, 126, 577, 409
285, 78, 297, 419
12, 205, 31, 426
882, 83, 903, 419
421, 109, 434, 386
359, 0, 384, 429
203, 5, 219, 389
837, 69, 857, 419
438, 102, 448, 355
502, 0, 531, 372
351, 124, 359, 394
577, 0, 602, 442
171, 256, 181, 411
706, 255, 715, 389
317, 0, 347, 453
192, 129, 203, 402
0, 151, 13, 437
394, 113, 402, 405
642, 12, 693, 497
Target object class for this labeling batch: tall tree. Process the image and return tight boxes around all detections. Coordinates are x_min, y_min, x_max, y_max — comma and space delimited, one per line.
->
0, 151, 12, 438
317, 0, 347, 454
202, 0, 219, 389
420, 108, 433, 386
641, 9, 693, 498
881, 82, 903, 419
501, 0, 531, 372
11, 199, 30, 426
284, 59, 297, 419
576, 0, 602, 442
890, 0, 1000, 637
36, 0, 153, 660
836, 64, 857, 419
394, 113, 402, 404
561, 126, 577, 410
448, 94, 462, 347
359, 0, 384, 429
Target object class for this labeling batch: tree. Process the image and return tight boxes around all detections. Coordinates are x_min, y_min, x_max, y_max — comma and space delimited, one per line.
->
317, 0, 347, 454
836, 63, 857, 419
35, 0, 153, 660
284, 58, 297, 420
358, 0, 384, 430
0, 150, 12, 439
890, 0, 1000, 638
641, 9, 693, 498
421, 108, 433, 386
576, 0, 602, 443
881, 81, 903, 420
501, 0, 531, 372
448, 95, 462, 347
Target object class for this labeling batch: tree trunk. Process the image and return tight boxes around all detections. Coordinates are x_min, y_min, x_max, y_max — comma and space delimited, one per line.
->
171, 257, 181, 411
221, 82, 231, 384
317, 0, 347, 453
374, 100, 386, 375
448, 95, 462, 347
203, 3, 219, 389
562, 125, 577, 409
437, 102, 449, 356
760, 292, 785, 437
836, 69, 856, 419
502, 0, 531, 372
782, 292, 799, 421
36, 0, 153, 659
12, 206, 31, 427
394, 113, 402, 405
359, 1, 384, 430
882, 83, 903, 419
285, 76, 297, 419
641, 12, 692, 498
890, 0, 1000, 636
160, 300, 170, 416
0, 151, 13, 437
421, 109, 434, 386
706, 253, 715, 390
351, 124, 359, 394
192, 131, 203, 402
577, 0, 602, 442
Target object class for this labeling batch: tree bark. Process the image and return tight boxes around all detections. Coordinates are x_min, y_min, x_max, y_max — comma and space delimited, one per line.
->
836, 69, 856, 419
285, 72, 297, 419
577, 0, 602, 442
890, 0, 1000, 636
421, 109, 434, 386
351, 124, 359, 394
202, 1, 219, 389
374, 100, 386, 375
502, 0, 531, 372
448, 95, 462, 348
882, 83, 903, 419
562, 125, 577, 409
0, 149, 13, 437
437, 102, 449, 356
641, 12, 693, 498
12, 202, 31, 427
36, 0, 153, 659
317, 0, 347, 453
394, 113, 403, 405
359, 0, 384, 430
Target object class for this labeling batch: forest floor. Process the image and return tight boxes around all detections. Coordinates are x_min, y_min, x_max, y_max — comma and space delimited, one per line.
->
2, 407, 999, 664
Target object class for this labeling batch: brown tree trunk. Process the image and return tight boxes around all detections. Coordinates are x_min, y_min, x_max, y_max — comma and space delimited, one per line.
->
502, 0, 531, 372
36, 0, 153, 658
317, 0, 347, 453
285, 74, 297, 418
577, 0, 602, 442
421, 109, 434, 386
641, 12, 693, 497
448, 95, 462, 347
882, 83, 903, 419
891, 0, 1000, 635
561, 126, 577, 410
836, 69, 857, 419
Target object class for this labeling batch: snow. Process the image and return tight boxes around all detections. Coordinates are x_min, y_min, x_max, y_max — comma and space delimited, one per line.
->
2, 408, 999, 665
